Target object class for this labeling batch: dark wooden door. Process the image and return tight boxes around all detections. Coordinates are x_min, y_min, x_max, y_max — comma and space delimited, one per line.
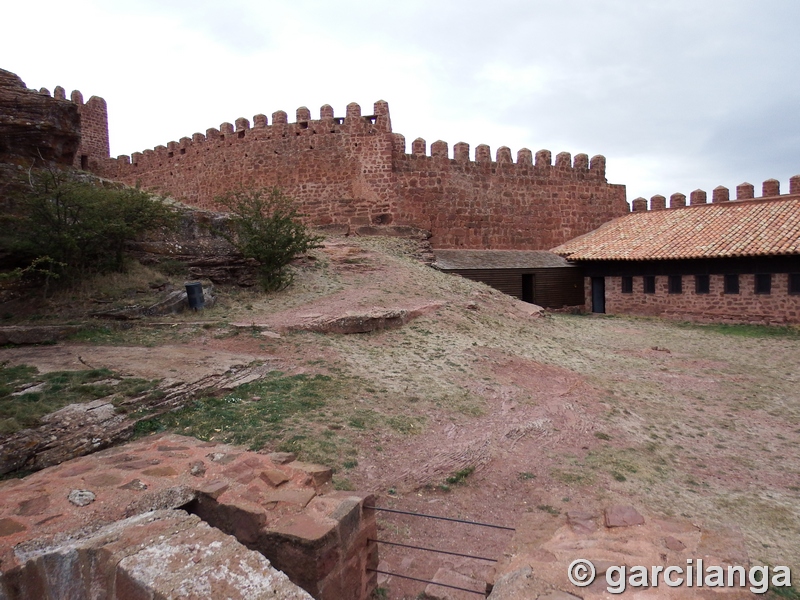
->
591, 277, 605, 313
521, 274, 535, 303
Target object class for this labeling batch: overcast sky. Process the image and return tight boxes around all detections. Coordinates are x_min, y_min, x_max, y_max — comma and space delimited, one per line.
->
3, 0, 799, 203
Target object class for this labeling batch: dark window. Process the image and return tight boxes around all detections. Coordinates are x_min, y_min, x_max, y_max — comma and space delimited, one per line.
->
643, 275, 656, 294
695, 274, 710, 294
789, 273, 800, 295
668, 275, 682, 294
80, 155, 88, 170
724, 273, 739, 294
621, 276, 633, 294
754, 273, 771, 295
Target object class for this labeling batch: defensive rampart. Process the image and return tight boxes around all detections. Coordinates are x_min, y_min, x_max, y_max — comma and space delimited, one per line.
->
52, 91, 628, 249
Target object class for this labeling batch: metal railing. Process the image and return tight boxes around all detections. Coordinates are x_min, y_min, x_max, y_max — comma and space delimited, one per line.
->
365, 504, 515, 597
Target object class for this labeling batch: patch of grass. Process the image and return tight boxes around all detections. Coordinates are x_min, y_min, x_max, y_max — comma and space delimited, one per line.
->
594, 431, 612, 441
770, 583, 800, 598
387, 414, 424, 434
1, 363, 159, 434
134, 371, 342, 453
153, 259, 189, 277
551, 468, 593, 486
371, 587, 388, 600
445, 466, 474, 485
348, 409, 379, 430
678, 322, 800, 339
537, 504, 561, 516
333, 476, 355, 491
66, 323, 195, 347
518, 471, 536, 481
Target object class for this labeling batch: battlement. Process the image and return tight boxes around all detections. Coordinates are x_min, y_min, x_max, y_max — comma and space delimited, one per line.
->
86, 96, 628, 250
630, 175, 800, 212
392, 135, 607, 180
111, 101, 392, 171
36, 83, 110, 171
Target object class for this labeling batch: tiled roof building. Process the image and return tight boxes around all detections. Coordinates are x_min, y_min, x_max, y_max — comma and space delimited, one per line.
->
551, 185, 800, 324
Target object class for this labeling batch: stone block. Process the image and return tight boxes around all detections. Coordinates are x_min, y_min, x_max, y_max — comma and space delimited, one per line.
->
603, 504, 645, 528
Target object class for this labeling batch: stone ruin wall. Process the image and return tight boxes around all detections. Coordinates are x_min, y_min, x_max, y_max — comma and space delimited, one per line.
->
32, 84, 109, 171
76, 98, 629, 250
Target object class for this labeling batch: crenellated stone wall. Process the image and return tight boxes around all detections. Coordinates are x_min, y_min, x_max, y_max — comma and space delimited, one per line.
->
56, 92, 630, 250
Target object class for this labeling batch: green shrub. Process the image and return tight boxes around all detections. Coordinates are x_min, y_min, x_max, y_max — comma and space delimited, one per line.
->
216, 187, 323, 291
1, 168, 175, 288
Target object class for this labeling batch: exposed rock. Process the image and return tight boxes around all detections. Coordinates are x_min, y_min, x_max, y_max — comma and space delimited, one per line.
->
0, 361, 275, 476
352, 225, 432, 240
131, 207, 259, 285
0, 68, 80, 166
0, 325, 80, 345
603, 504, 645, 528
566, 509, 597, 534
488, 505, 752, 599
424, 567, 487, 599
189, 460, 207, 477
512, 299, 545, 318
285, 303, 445, 335
260, 468, 290, 487
268, 451, 297, 465
90, 286, 216, 320
67, 489, 95, 506
664, 535, 687, 551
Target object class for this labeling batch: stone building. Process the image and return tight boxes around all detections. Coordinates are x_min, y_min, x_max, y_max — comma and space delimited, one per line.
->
552, 183, 800, 324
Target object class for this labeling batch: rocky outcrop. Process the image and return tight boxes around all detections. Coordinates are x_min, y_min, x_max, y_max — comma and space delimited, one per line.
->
0, 325, 80, 345
0, 68, 80, 166
131, 207, 259, 286
0, 361, 275, 476
90, 285, 216, 320
282, 303, 446, 335
488, 504, 755, 599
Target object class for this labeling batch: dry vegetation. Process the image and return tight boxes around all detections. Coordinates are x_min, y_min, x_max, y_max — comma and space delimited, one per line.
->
1, 235, 798, 597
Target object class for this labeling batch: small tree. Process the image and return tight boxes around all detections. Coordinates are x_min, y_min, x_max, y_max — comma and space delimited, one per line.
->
217, 187, 323, 291
2, 168, 176, 286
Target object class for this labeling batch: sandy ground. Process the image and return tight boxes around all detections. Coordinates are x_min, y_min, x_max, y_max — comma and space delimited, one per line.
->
2, 236, 798, 599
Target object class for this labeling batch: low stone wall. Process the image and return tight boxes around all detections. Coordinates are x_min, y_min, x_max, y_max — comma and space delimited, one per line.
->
0, 434, 378, 600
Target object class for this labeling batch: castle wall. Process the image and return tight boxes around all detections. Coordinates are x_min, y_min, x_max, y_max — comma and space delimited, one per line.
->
45, 86, 110, 171
94, 102, 400, 228
392, 137, 628, 248
90, 100, 629, 250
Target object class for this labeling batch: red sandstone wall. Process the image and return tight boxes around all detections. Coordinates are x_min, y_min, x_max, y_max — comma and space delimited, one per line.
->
95, 102, 400, 227
393, 137, 628, 249
590, 274, 800, 324
91, 100, 629, 250
49, 87, 110, 171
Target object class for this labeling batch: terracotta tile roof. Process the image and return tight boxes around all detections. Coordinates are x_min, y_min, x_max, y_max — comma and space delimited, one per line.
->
433, 250, 574, 270
551, 196, 800, 261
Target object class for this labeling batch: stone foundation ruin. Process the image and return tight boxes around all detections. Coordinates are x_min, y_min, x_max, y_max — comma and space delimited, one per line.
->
0, 434, 377, 599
